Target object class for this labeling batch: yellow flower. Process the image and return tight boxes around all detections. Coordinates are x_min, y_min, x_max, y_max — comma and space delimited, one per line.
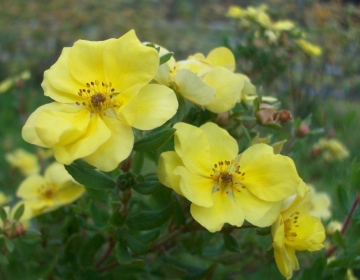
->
326, 220, 342, 235
181, 47, 244, 113
16, 162, 85, 215
304, 186, 331, 220
272, 194, 325, 279
158, 122, 306, 232
226, 5, 246, 19
153, 46, 216, 107
22, 30, 178, 171
296, 39, 322, 56
318, 138, 349, 161
5, 148, 40, 176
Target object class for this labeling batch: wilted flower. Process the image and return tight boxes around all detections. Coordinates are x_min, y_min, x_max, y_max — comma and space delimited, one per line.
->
296, 39, 322, 56
16, 162, 85, 215
272, 193, 325, 279
158, 122, 306, 232
255, 103, 293, 126
5, 148, 40, 176
22, 30, 178, 171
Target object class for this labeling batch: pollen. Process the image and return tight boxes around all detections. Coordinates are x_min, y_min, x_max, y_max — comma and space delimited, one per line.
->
284, 211, 301, 241
76, 80, 121, 115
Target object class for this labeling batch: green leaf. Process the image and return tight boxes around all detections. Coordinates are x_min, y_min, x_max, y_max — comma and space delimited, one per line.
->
223, 233, 241, 252
171, 95, 186, 123
4, 238, 14, 252
125, 233, 149, 255
132, 152, 144, 174
0, 207, 7, 223
159, 52, 174, 65
239, 116, 256, 122
335, 184, 349, 214
28, 254, 58, 279
65, 162, 116, 190
241, 125, 251, 142
127, 202, 173, 231
332, 230, 346, 250
133, 128, 176, 153
13, 203, 25, 221
256, 227, 271, 236
253, 97, 260, 111
132, 180, 162, 195
76, 215, 101, 231
0, 254, 8, 265
79, 234, 106, 266
162, 262, 187, 279
110, 210, 125, 227
89, 201, 108, 227
308, 128, 325, 137
272, 140, 287, 154
351, 158, 360, 191
115, 240, 145, 267
301, 255, 326, 280
172, 197, 186, 226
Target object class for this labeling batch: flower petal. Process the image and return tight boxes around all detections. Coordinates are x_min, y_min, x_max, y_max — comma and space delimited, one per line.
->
53, 114, 111, 164
22, 103, 83, 148
173, 166, 213, 207
200, 122, 238, 165
190, 191, 244, 232
235, 188, 282, 227
118, 84, 178, 130
157, 151, 184, 195
103, 30, 159, 91
206, 47, 235, 72
173, 122, 211, 176
56, 184, 85, 205
241, 152, 302, 201
204, 67, 244, 113
35, 106, 91, 147
83, 116, 134, 171
16, 175, 47, 200
174, 69, 216, 105
68, 39, 112, 85
42, 47, 84, 103
44, 162, 74, 186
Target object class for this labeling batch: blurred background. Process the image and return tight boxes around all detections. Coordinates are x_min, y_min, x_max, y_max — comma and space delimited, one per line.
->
1, 0, 360, 227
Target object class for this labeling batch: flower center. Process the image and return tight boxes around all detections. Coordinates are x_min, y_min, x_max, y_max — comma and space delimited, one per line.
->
284, 211, 300, 240
210, 157, 246, 200
76, 80, 122, 115
38, 184, 56, 201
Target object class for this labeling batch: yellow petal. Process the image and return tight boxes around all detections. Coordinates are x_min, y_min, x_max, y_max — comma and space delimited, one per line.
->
199, 122, 238, 164
53, 114, 111, 164
17, 175, 47, 199
35, 107, 91, 147
235, 188, 282, 227
103, 30, 159, 91
241, 153, 302, 201
118, 84, 178, 130
83, 116, 134, 172
154, 63, 172, 86
239, 143, 274, 168
68, 39, 112, 85
22, 103, 73, 148
206, 47, 235, 72
173, 166, 213, 207
204, 67, 244, 113
42, 47, 84, 103
173, 122, 211, 177
157, 151, 184, 195
174, 69, 216, 105
56, 184, 85, 205
190, 191, 244, 232
44, 162, 74, 186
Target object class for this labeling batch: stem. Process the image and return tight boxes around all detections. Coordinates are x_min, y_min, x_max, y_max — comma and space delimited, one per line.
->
282, 136, 296, 155
96, 236, 115, 268
326, 194, 360, 258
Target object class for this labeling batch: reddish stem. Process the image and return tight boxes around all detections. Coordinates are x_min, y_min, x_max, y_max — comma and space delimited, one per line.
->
96, 237, 115, 268
326, 194, 359, 258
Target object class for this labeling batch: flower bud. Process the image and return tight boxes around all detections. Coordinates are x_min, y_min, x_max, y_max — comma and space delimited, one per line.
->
3, 219, 26, 239
296, 123, 310, 137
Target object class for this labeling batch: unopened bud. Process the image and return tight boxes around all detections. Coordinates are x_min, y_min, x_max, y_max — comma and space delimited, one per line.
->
274, 110, 293, 123
3, 219, 26, 239
296, 123, 310, 137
